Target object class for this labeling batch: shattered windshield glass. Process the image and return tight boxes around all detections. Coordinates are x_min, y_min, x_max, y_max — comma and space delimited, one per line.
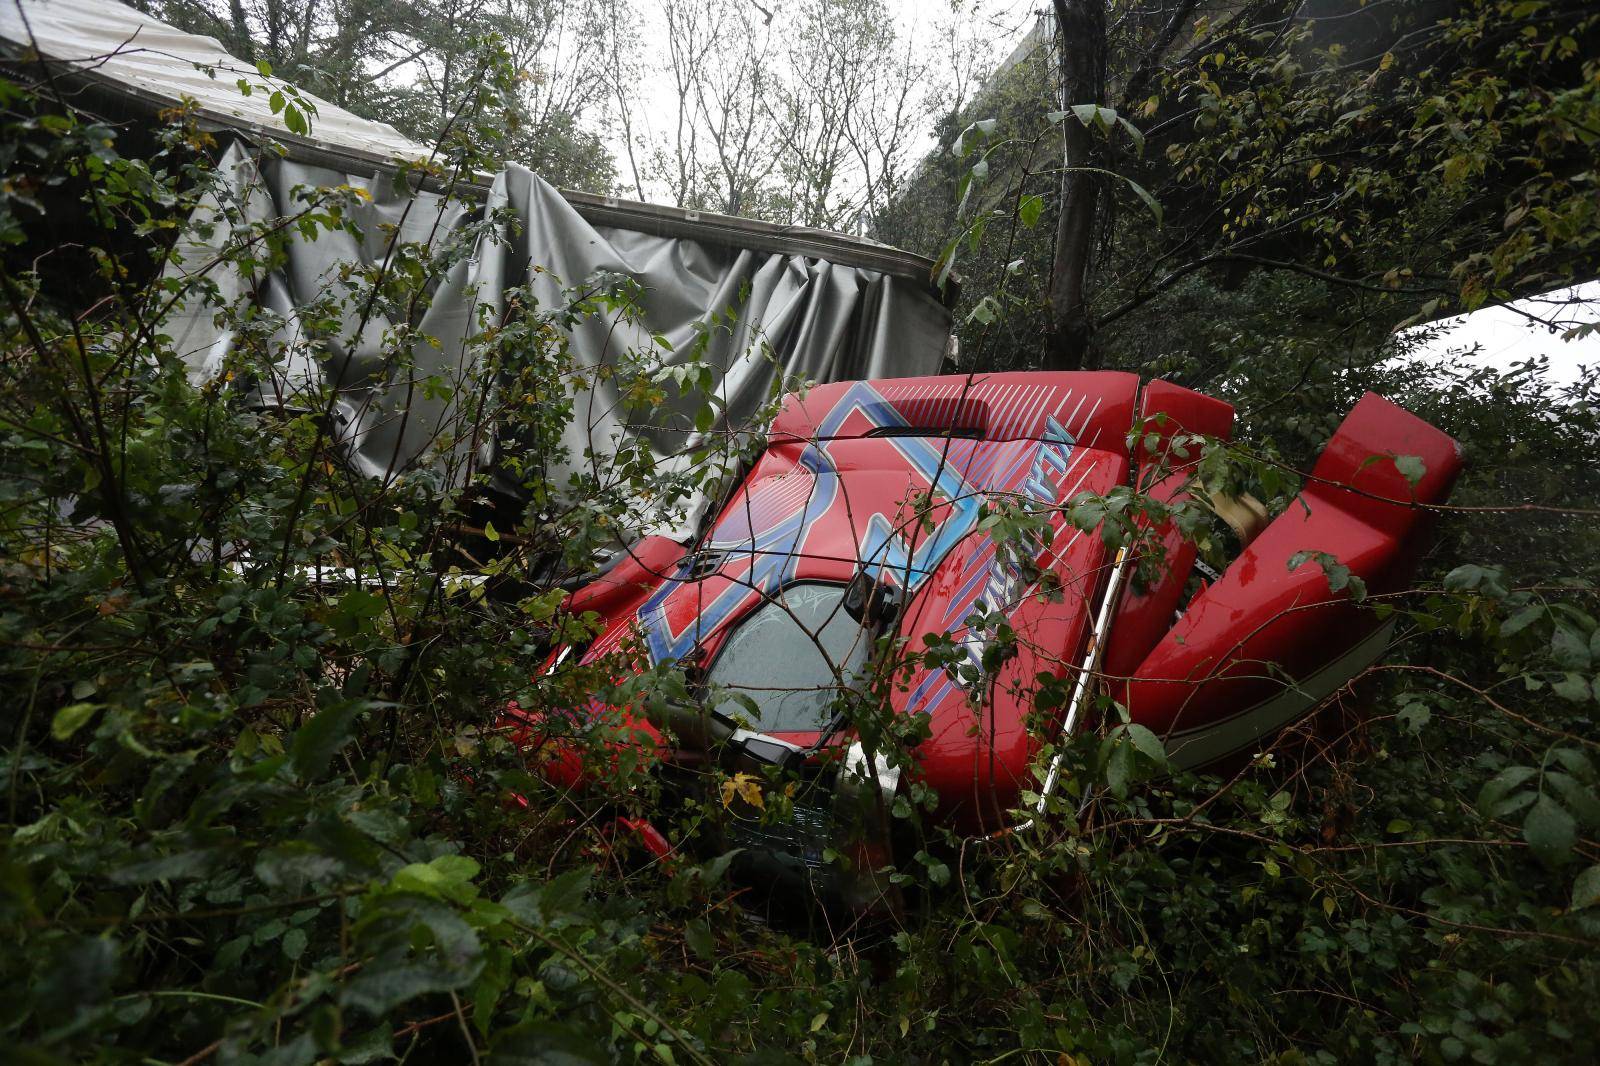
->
703, 584, 870, 733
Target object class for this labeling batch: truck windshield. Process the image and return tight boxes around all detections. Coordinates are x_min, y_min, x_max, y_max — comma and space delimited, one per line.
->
702, 584, 870, 733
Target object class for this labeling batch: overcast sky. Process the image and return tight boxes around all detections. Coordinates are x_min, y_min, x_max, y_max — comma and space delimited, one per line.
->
610, 0, 1045, 199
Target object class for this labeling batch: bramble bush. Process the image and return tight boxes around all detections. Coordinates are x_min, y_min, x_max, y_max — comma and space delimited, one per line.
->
3, 38, 1600, 1066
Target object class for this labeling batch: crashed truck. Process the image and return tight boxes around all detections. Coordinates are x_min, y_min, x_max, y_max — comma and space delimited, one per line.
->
4, 0, 1464, 910
513, 375, 1461, 909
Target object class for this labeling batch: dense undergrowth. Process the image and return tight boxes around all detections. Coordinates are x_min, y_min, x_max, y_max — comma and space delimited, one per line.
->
3, 41, 1600, 1066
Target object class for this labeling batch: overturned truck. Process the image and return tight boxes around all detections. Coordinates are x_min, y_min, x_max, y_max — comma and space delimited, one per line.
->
512, 373, 1462, 910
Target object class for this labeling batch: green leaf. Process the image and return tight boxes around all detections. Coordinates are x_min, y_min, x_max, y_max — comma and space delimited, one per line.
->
699, 849, 739, 887
291, 699, 376, 779
1523, 795, 1576, 865
1500, 604, 1543, 637
966, 297, 998, 325
950, 118, 997, 159
1124, 723, 1169, 767
255, 842, 345, 890
111, 848, 217, 884
1115, 114, 1146, 155
1069, 103, 1117, 129
1394, 454, 1426, 486
1551, 625, 1591, 671
393, 854, 481, 899
503, 866, 592, 928
342, 962, 466, 1015
215, 934, 251, 972
1396, 703, 1431, 734
1103, 737, 1135, 799
1287, 550, 1366, 601
1553, 673, 1592, 703
1121, 175, 1163, 225
1018, 194, 1043, 229
915, 850, 951, 886
330, 587, 386, 637
51, 701, 100, 741
1555, 747, 1597, 783
1546, 772, 1600, 827
408, 898, 481, 965
1443, 564, 1508, 597
1477, 765, 1536, 817
1572, 864, 1600, 910
684, 918, 714, 960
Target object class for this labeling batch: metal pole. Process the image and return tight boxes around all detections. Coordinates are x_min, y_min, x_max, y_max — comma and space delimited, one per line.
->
1014, 542, 1131, 831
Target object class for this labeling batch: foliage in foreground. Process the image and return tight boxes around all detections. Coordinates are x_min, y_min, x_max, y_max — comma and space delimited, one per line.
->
3, 48, 1600, 1066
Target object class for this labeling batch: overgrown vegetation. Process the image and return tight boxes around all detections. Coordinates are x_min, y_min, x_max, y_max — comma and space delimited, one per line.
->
4, 3, 1600, 1064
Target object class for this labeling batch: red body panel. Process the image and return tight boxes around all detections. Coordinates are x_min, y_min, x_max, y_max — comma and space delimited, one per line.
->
568, 536, 688, 618
1119, 393, 1463, 766
892, 437, 1125, 831
1102, 381, 1237, 681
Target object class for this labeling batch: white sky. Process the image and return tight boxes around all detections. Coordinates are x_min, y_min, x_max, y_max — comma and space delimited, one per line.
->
1397, 282, 1599, 390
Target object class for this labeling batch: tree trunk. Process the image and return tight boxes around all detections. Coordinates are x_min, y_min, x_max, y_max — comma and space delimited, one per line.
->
228, 0, 253, 60
1045, 0, 1107, 371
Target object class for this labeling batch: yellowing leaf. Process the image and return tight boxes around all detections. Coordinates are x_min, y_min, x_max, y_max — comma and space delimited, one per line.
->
720, 772, 764, 810
51, 702, 100, 741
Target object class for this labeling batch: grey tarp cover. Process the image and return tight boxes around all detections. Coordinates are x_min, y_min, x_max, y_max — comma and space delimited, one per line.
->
162, 148, 950, 514
3, 0, 951, 531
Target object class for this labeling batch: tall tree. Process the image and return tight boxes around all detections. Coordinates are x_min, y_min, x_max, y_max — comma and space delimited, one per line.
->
647, 0, 933, 227
1045, 0, 1107, 371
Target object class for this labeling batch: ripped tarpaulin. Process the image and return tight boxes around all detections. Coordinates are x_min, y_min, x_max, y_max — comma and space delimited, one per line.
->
162, 147, 951, 522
